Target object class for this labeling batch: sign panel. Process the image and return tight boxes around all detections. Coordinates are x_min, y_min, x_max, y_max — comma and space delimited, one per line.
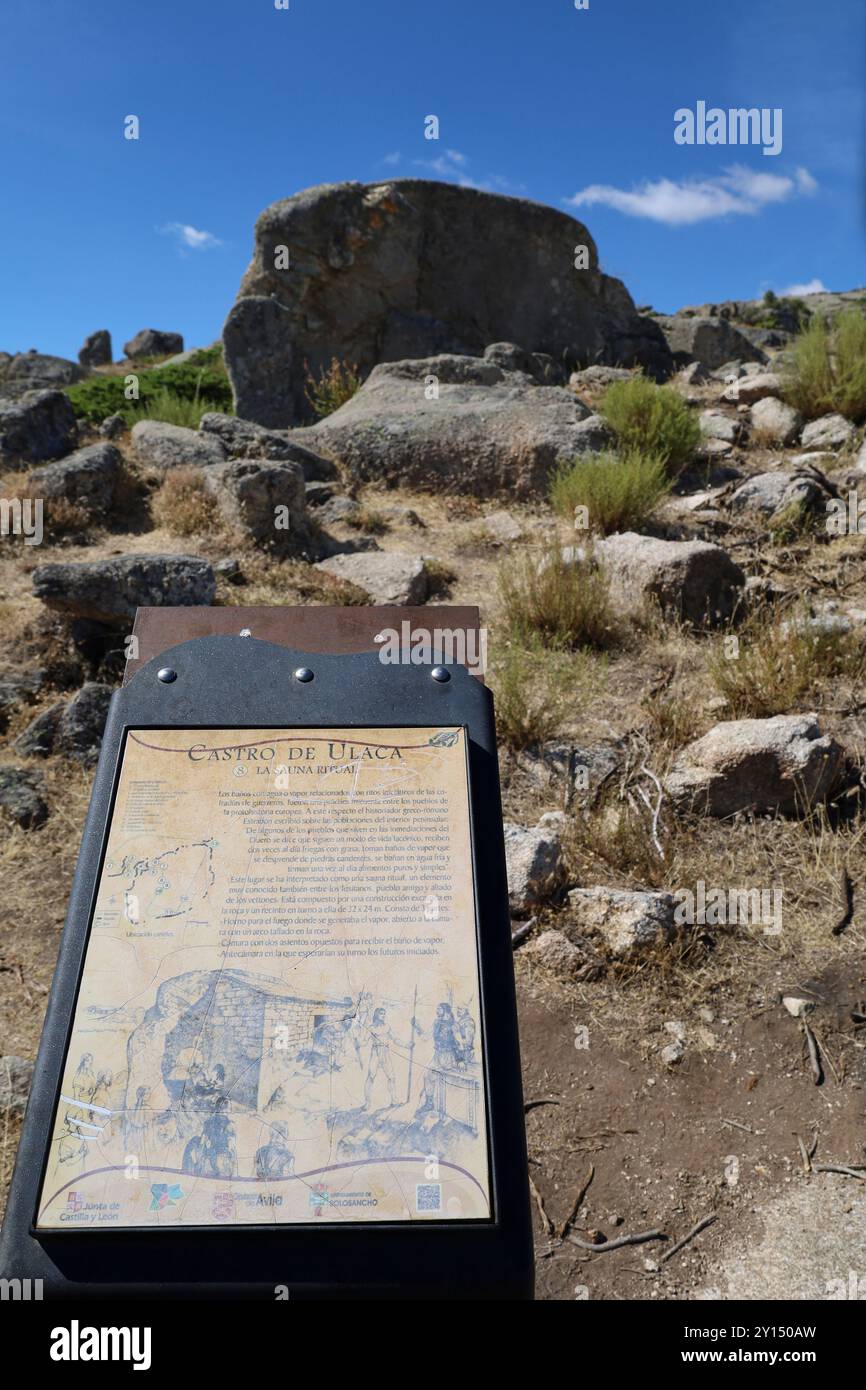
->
36, 726, 491, 1229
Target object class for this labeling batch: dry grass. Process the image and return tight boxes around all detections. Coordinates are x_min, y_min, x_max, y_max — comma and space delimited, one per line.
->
150, 467, 221, 538
498, 545, 622, 651
551, 449, 671, 535
490, 638, 600, 751
304, 357, 362, 419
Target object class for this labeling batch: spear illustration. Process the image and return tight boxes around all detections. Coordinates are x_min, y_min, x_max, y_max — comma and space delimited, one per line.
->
406, 982, 419, 1103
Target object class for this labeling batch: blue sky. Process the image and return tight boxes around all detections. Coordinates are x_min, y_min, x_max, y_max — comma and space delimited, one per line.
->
1, 0, 863, 359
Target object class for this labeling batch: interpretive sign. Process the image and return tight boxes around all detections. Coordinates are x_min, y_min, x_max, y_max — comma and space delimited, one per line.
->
0, 627, 532, 1298
37, 725, 490, 1229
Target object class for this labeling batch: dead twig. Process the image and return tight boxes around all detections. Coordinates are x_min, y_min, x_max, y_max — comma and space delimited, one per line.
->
529, 1174, 555, 1236
813, 1163, 866, 1182
567, 1228, 667, 1254
832, 867, 854, 936
803, 1021, 824, 1085
511, 921, 533, 949
557, 1164, 595, 1240
524, 1097, 560, 1114
658, 1213, 717, 1267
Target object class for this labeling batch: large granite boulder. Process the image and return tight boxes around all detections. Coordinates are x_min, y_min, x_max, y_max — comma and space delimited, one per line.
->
223, 179, 672, 426
288, 353, 599, 496
203, 458, 309, 547
594, 533, 745, 626
314, 551, 429, 605
655, 315, 765, 370
32, 554, 215, 626
131, 419, 226, 473
0, 352, 86, 400
28, 442, 122, 516
123, 329, 184, 359
78, 330, 112, 367
198, 413, 338, 480
664, 713, 843, 817
0, 389, 77, 465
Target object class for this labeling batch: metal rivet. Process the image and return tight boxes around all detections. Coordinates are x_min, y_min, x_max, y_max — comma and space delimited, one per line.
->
431, 666, 451, 683
157, 667, 177, 684
294, 667, 314, 683
239, 628, 252, 638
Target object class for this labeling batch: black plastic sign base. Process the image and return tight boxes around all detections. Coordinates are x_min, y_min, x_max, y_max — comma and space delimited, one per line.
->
0, 636, 533, 1300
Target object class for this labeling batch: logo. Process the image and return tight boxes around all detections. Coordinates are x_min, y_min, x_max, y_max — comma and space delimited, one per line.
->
212, 1191, 234, 1221
66, 1191, 86, 1214
149, 1182, 183, 1211
309, 1181, 329, 1216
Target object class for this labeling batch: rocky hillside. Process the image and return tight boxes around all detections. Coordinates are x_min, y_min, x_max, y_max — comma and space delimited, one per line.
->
2, 182, 866, 1300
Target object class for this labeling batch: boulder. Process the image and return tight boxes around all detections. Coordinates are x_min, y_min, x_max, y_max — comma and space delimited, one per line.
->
31, 554, 216, 626
203, 458, 308, 547
568, 886, 677, 958
28, 442, 122, 516
78, 330, 112, 367
569, 364, 635, 390
0, 352, 86, 398
55, 683, 113, 766
749, 397, 802, 445
14, 702, 65, 758
0, 767, 48, 829
721, 371, 782, 405
800, 413, 857, 451
699, 409, 741, 444
314, 551, 428, 605
0, 1056, 35, 1114
287, 354, 596, 497
131, 419, 226, 473
223, 179, 672, 426
99, 413, 126, 440
728, 470, 825, 517
524, 929, 588, 977
198, 413, 337, 480
483, 509, 524, 544
0, 668, 45, 731
570, 412, 617, 451
664, 713, 843, 817
122, 329, 184, 359
503, 812, 565, 916
595, 532, 745, 625
655, 316, 764, 370
0, 389, 77, 464
483, 342, 565, 384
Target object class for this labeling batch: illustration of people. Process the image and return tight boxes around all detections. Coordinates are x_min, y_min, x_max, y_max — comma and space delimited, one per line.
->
455, 1007, 476, 1067
56, 1114, 88, 1169
363, 1006, 416, 1110
254, 1121, 294, 1180
417, 1003, 463, 1115
200, 1098, 237, 1177
123, 1084, 151, 1153
347, 991, 372, 1069
72, 1052, 96, 1107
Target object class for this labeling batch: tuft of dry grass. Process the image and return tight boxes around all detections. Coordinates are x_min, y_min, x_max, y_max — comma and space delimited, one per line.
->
551, 449, 671, 535
784, 309, 866, 424
304, 357, 362, 419
707, 604, 865, 718
498, 545, 622, 651
151, 467, 220, 537
490, 638, 599, 751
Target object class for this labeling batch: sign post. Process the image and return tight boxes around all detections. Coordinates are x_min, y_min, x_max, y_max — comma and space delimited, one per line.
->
0, 622, 533, 1299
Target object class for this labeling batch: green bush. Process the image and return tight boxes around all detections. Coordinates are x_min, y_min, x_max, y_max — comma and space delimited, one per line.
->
490, 637, 598, 751
66, 362, 233, 424
784, 309, 866, 423
550, 449, 671, 535
599, 375, 700, 474
498, 544, 621, 651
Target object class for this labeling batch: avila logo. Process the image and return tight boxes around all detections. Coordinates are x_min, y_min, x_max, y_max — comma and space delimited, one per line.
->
149, 1182, 183, 1212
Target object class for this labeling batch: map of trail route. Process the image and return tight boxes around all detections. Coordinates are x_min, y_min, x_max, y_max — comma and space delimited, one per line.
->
37, 726, 491, 1229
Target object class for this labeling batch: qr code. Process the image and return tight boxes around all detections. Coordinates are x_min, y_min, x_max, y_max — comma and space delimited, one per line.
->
416, 1183, 441, 1212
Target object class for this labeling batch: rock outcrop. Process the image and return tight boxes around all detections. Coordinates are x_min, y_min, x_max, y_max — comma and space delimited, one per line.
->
223, 179, 672, 426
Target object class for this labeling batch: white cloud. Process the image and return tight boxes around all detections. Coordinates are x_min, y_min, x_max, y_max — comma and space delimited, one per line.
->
413, 148, 471, 179
564, 165, 819, 226
382, 151, 401, 166
779, 277, 827, 296
159, 222, 223, 250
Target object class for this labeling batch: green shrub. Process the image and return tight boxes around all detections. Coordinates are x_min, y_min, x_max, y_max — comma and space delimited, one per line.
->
66, 362, 233, 424
784, 309, 866, 423
550, 449, 671, 535
599, 375, 700, 474
498, 544, 620, 651
125, 387, 211, 429
490, 637, 598, 751
304, 357, 362, 418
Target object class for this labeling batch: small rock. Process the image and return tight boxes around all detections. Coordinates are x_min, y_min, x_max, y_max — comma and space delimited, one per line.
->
782, 996, 814, 1018
568, 886, 677, 957
314, 552, 429, 605
503, 815, 564, 915
699, 409, 740, 444
524, 929, 586, 977
14, 701, 65, 758
722, 372, 782, 405
749, 397, 802, 445
203, 458, 309, 547
317, 494, 361, 526
99, 413, 126, 440
484, 509, 523, 543
569, 365, 635, 390
800, 413, 857, 451
32, 554, 216, 626
728, 470, 824, 518
0, 767, 48, 828
215, 557, 244, 584
661, 1039, 686, 1066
